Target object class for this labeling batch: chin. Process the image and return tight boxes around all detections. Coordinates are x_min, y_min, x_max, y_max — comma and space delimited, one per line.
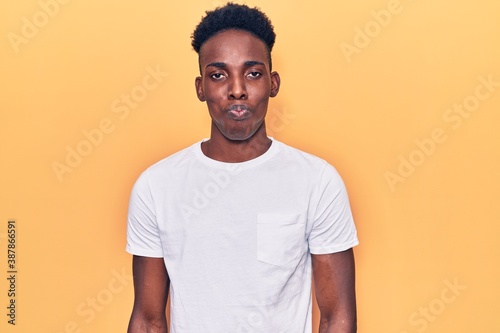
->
224, 133, 252, 142
215, 120, 264, 142
222, 128, 256, 142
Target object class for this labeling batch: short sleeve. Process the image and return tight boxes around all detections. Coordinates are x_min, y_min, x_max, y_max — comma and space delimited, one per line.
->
126, 170, 164, 258
308, 164, 359, 254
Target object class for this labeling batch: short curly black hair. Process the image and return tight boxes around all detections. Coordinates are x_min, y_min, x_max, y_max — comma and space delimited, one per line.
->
191, 2, 276, 70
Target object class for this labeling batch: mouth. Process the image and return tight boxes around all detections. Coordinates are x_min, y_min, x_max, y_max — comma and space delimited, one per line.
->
227, 104, 251, 120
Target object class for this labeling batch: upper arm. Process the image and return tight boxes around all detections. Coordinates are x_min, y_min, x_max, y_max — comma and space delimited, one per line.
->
312, 249, 356, 332
128, 255, 169, 333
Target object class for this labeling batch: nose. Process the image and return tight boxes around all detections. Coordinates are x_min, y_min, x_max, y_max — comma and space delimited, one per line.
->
228, 76, 247, 100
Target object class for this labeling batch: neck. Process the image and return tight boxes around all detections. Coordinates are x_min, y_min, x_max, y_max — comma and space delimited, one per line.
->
201, 125, 272, 163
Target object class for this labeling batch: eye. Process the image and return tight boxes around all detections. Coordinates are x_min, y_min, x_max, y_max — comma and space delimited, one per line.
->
247, 71, 262, 79
209, 73, 226, 80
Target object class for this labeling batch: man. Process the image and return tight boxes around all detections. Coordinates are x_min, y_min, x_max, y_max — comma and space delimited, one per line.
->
126, 3, 358, 332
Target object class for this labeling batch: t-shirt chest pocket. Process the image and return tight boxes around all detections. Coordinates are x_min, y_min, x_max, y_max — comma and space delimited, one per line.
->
256, 213, 306, 266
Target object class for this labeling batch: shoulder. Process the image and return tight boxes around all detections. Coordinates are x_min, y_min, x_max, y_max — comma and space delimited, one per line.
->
131, 141, 201, 191
273, 140, 341, 178
150, 141, 199, 170
143, 141, 201, 177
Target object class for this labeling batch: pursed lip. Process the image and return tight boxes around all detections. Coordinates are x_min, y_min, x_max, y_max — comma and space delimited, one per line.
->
227, 104, 251, 120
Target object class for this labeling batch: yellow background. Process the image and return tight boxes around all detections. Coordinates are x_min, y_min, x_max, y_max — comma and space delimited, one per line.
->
1, 0, 499, 332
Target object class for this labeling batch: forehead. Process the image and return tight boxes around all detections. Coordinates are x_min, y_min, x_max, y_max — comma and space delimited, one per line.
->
199, 29, 269, 67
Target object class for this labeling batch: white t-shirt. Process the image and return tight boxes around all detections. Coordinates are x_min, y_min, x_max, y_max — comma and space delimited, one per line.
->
126, 138, 358, 333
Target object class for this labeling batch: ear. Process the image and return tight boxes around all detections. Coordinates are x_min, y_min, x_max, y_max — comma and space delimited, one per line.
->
270, 71, 281, 98
195, 76, 206, 101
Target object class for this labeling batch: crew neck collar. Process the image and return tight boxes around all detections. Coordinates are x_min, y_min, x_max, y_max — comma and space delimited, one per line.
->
193, 137, 279, 170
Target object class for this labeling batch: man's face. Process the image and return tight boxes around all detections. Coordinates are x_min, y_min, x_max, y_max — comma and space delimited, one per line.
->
195, 29, 280, 142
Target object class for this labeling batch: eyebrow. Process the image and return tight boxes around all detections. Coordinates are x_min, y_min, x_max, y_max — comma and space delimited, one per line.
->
244, 60, 265, 67
205, 60, 266, 70
205, 62, 226, 69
